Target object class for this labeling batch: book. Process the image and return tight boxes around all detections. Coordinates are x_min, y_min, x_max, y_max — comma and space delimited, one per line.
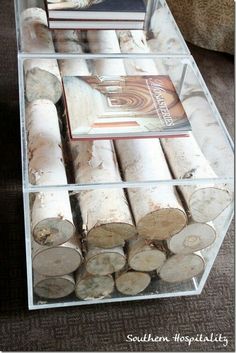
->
46, 0, 146, 21
62, 75, 192, 140
48, 19, 144, 30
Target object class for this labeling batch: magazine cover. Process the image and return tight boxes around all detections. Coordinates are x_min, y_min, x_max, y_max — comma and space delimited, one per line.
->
63, 75, 191, 139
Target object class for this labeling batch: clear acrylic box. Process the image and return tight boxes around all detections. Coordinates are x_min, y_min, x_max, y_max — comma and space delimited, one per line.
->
14, 0, 234, 310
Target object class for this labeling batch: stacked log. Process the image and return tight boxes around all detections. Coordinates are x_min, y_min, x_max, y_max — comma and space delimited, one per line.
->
27, 100, 75, 246
147, 7, 200, 94
75, 266, 114, 300
21, 7, 62, 103
28, 25, 233, 299
167, 222, 216, 255
85, 245, 126, 275
32, 235, 83, 276
34, 272, 75, 299
53, 30, 90, 77
161, 135, 233, 223
158, 253, 205, 283
115, 265, 151, 295
182, 95, 234, 179
71, 140, 136, 248
115, 138, 187, 239
128, 238, 167, 272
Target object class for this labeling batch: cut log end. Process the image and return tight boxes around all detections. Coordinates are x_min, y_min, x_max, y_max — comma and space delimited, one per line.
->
168, 222, 216, 254
32, 246, 82, 277
137, 208, 187, 240
34, 274, 75, 299
26, 68, 62, 104
189, 187, 233, 222
33, 218, 75, 246
87, 223, 136, 248
75, 274, 114, 300
86, 251, 126, 275
159, 253, 205, 283
116, 271, 151, 295
129, 248, 166, 272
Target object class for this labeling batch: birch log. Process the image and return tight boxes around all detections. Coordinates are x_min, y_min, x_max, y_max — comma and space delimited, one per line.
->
167, 222, 216, 254
115, 138, 187, 239
34, 272, 75, 299
161, 135, 233, 222
53, 30, 90, 77
182, 95, 234, 178
27, 100, 75, 246
71, 140, 136, 248
117, 30, 160, 74
158, 253, 205, 283
128, 238, 167, 272
149, 7, 183, 53
88, 31, 187, 239
32, 192, 75, 246
85, 245, 126, 275
117, 30, 233, 222
75, 266, 114, 300
87, 30, 126, 75
32, 235, 83, 276
115, 265, 151, 295
56, 31, 136, 248
21, 8, 62, 103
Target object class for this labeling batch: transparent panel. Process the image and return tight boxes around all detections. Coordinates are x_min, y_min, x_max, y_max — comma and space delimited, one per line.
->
15, 0, 189, 55
23, 188, 233, 310
20, 56, 234, 190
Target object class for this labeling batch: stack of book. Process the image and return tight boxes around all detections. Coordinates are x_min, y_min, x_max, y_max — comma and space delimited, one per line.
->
45, 0, 147, 29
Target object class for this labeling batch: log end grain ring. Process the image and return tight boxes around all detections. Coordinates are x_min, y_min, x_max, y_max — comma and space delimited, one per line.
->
116, 272, 151, 295
189, 186, 233, 223
33, 246, 83, 277
158, 253, 205, 283
33, 218, 75, 246
87, 223, 136, 248
129, 248, 166, 272
75, 274, 114, 300
168, 222, 216, 254
34, 274, 75, 299
86, 250, 126, 275
137, 208, 187, 240
26, 67, 62, 104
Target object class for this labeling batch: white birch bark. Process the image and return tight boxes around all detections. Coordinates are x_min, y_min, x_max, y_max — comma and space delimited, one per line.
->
27, 100, 75, 246
53, 30, 90, 77
71, 140, 136, 248
21, 7, 62, 103
117, 31, 233, 223
115, 138, 187, 239
182, 95, 234, 179
87, 30, 126, 75
161, 135, 233, 222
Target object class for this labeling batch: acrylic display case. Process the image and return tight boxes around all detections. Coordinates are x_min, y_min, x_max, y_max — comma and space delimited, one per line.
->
14, 0, 234, 309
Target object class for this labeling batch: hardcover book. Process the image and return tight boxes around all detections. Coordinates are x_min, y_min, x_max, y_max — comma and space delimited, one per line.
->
48, 20, 144, 30
46, 0, 146, 21
63, 75, 192, 140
